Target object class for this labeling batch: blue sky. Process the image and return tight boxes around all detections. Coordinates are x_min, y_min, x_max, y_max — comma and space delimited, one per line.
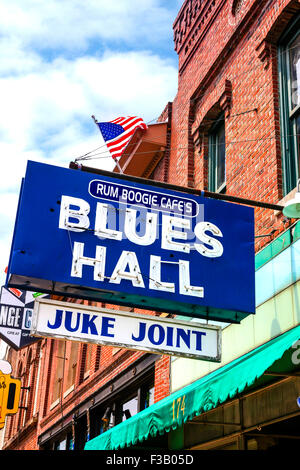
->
0, 0, 182, 289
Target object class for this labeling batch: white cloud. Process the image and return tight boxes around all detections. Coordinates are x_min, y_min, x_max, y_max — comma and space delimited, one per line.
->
0, 0, 177, 52
0, 341, 8, 361
0, 50, 177, 192
0, 359, 11, 374
0, 0, 180, 291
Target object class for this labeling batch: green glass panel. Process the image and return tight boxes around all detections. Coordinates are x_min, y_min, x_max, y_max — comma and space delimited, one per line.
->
255, 230, 292, 270
293, 220, 300, 241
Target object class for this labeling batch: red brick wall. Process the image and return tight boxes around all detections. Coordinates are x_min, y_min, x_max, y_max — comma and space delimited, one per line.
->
3, 315, 171, 450
154, 356, 171, 403
3, 341, 42, 449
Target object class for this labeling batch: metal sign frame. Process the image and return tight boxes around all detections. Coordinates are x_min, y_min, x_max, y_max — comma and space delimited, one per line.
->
6, 161, 255, 324
31, 298, 222, 362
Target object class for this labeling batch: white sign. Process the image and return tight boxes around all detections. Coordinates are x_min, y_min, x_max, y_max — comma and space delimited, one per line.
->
31, 298, 222, 361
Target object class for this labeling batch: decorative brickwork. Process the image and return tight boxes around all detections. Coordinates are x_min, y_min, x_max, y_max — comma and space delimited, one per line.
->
166, 0, 300, 252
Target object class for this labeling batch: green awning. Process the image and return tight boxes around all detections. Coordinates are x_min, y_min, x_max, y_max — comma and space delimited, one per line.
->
84, 325, 300, 450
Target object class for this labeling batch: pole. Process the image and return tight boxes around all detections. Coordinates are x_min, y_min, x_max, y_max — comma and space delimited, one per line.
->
69, 161, 284, 212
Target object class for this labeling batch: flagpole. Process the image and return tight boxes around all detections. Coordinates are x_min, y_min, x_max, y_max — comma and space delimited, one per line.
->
91, 115, 124, 174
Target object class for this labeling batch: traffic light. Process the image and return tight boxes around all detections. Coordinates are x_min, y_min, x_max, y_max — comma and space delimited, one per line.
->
0, 371, 21, 430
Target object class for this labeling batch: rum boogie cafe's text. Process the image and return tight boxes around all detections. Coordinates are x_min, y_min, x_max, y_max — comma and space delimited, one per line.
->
31, 298, 221, 361
7, 161, 255, 324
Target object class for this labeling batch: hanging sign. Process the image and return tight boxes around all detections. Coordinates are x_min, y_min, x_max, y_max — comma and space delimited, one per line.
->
0, 286, 48, 349
6, 161, 255, 323
31, 298, 222, 361
0, 359, 21, 429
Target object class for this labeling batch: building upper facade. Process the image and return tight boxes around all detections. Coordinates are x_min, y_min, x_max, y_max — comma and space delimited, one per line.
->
162, 0, 300, 251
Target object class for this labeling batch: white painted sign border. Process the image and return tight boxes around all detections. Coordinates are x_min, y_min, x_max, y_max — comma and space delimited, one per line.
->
31, 298, 222, 362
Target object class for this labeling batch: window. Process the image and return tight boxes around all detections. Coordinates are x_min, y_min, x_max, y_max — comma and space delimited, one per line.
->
89, 378, 155, 442
83, 344, 92, 379
121, 395, 138, 421
52, 432, 73, 451
278, 15, 300, 195
54, 437, 67, 450
79, 343, 92, 384
232, 0, 245, 16
51, 340, 79, 408
65, 342, 79, 393
22, 350, 33, 426
51, 340, 65, 405
208, 116, 226, 193
142, 385, 155, 409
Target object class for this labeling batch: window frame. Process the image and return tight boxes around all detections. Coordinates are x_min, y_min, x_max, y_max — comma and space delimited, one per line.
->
208, 114, 226, 193
89, 376, 155, 441
278, 15, 300, 195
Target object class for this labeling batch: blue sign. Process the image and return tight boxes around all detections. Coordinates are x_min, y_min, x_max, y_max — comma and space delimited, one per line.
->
6, 161, 255, 323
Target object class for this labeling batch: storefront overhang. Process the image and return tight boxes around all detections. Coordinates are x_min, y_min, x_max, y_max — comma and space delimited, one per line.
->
38, 353, 157, 448
113, 122, 168, 178
84, 324, 300, 450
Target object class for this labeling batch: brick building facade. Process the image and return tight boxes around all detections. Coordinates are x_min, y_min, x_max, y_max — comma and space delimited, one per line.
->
1, 0, 300, 451
160, 0, 299, 249
1, 297, 171, 450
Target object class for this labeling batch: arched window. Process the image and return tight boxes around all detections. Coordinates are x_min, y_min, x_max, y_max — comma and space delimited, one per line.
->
51, 340, 66, 406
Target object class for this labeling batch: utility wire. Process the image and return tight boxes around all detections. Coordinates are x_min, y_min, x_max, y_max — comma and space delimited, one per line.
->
74, 116, 163, 163
69, 39, 299, 192
74, 77, 295, 162
73, 131, 300, 162
73, 55, 299, 163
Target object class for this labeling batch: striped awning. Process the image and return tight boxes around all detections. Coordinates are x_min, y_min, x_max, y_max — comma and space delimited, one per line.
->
84, 324, 300, 450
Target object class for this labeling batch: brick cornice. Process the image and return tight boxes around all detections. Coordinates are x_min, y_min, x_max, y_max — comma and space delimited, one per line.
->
219, 79, 233, 118
187, 0, 273, 104
174, 0, 226, 72
255, 0, 300, 67
175, 0, 278, 75
262, 0, 300, 44
192, 78, 232, 136
256, 40, 272, 69
174, 0, 217, 54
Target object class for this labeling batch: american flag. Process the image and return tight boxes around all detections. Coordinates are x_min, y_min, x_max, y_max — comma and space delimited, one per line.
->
97, 116, 148, 159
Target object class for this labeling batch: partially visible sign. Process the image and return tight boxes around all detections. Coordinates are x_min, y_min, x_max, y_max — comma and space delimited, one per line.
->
0, 286, 47, 349
7, 161, 255, 323
31, 298, 222, 362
